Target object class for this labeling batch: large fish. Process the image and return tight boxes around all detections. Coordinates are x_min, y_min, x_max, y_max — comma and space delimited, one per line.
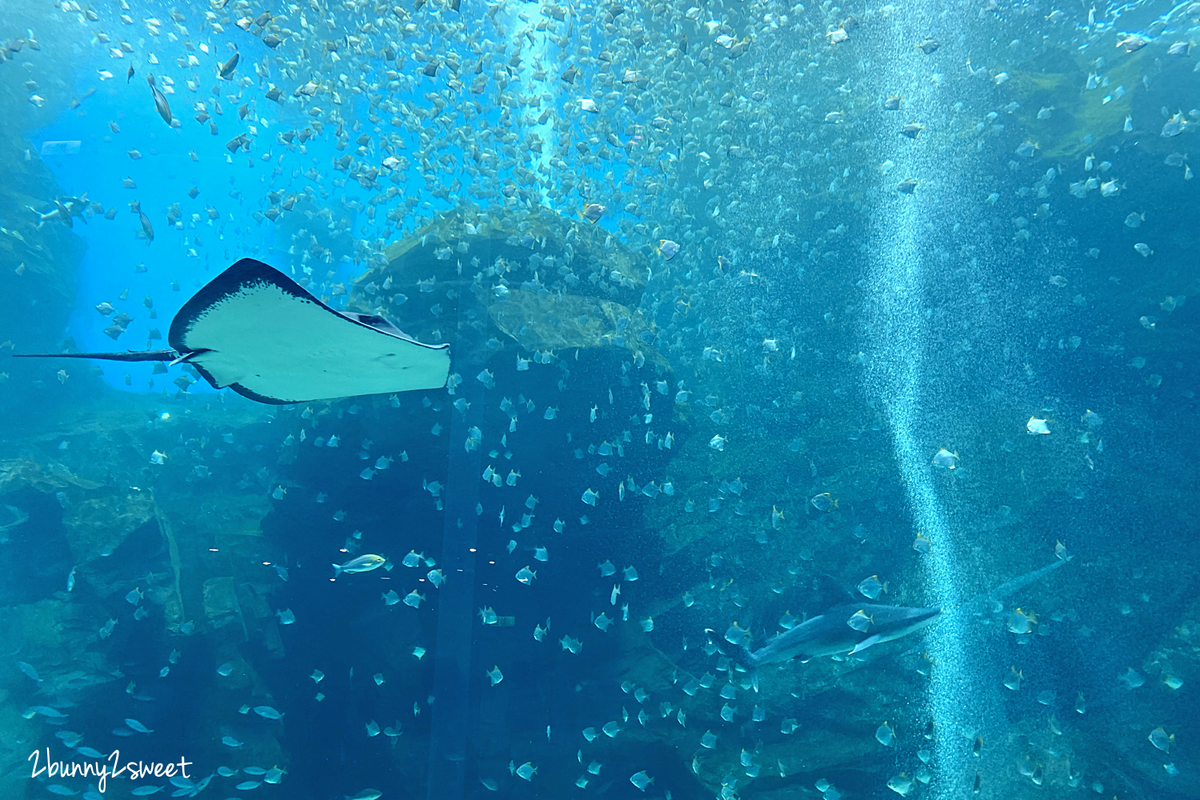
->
218, 50, 239, 79
744, 602, 940, 666
744, 558, 1067, 666
14, 259, 451, 404
146, 74, 171, 125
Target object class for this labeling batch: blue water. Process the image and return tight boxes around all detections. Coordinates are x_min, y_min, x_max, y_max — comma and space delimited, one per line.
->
1, 0, 1198, 798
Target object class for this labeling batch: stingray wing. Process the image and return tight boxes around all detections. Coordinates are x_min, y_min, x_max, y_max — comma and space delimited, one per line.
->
169, 258, 450, 404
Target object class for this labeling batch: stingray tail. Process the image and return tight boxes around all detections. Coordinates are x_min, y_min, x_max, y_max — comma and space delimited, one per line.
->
13, 349, 180, 363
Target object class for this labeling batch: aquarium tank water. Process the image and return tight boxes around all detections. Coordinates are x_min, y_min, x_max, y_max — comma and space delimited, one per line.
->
0, 0, 1196, 798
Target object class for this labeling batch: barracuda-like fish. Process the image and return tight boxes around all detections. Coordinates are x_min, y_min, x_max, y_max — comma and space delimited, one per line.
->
745, 602, 941, 666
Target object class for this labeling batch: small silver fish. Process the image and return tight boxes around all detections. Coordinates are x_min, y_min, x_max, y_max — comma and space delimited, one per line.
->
17, 661, 42, 684
253, 705, 283, 720
124, 718, 153, 733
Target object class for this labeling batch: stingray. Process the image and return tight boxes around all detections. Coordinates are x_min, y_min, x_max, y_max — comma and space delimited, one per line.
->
15, 258, 451, 404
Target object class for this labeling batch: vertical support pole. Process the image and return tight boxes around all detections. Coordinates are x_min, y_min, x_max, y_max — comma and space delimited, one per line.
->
426, 262, 487, 799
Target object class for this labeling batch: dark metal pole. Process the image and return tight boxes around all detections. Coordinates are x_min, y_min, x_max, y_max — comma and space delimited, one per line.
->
426, 265, 486, 800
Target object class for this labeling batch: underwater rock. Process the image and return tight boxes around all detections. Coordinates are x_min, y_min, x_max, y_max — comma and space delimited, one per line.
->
0, 502, 28, 543
0, 460, 97, 604
0, 133, 84, 325
566, 596, 921, 796
1008, 47, 1144, 160
237, 583, 286, 659
488, 287, 665, 365
150, 490, 274, 634
0, 697, 30, 800
0, 132, 89, 413
61, 493, 155, 564
0, 595, 125, 800
0, 457, 102, 497
351, 204, 659, 364
203, 576, 248, 640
